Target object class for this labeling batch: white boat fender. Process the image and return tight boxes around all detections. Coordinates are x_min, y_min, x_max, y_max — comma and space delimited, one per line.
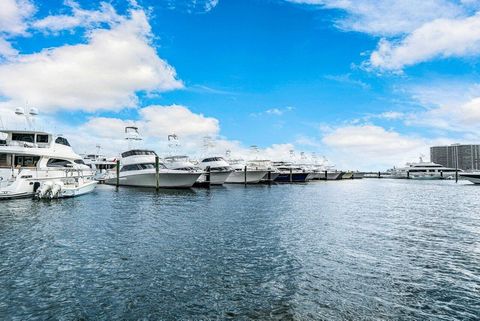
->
36, 181, 54, 198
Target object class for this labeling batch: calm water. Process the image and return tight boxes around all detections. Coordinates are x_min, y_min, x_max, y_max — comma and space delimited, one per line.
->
1, 179, 479, 320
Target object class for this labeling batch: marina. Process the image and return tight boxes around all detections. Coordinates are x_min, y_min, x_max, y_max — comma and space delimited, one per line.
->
1, 0, 480, 319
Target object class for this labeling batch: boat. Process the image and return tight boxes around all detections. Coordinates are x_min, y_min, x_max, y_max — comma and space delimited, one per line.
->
104, 149, 202, 188
0, 128, 97, 199
352, 171, 364, 179
272, 162, 310, 182
224, 159, 268, 184
104, 127, 202, 188
195, 156, 233, 185
341, 172, 353, 179
459, 172, 480, 184
390, 158, 459, 179
248, 159, 280, 182
83, 153, 117, 182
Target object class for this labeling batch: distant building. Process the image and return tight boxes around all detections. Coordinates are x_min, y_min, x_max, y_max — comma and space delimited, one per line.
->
430, 144, 480, 171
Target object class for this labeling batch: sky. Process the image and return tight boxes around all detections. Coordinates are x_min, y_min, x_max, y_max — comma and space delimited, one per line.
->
1, 0, 480, 170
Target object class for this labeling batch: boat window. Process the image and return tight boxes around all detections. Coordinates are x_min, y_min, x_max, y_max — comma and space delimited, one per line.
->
14, 155, 40, 167
0, 140, 6, 145
202, 157, 225, 162
74, 159, 85, 165
12, 133, 34, 143
47, 158, 72, 167
120, 163, 166, 171
55, 137, 70, 146
121, 150, 157, 158
36, 134, 49, 143
0, 153, 12, 167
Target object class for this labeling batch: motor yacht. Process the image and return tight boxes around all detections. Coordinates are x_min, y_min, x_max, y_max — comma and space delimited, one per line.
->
248, 159, 280, 182
390, 158, 459, 179
83, 153, 117, 182
104, 149, 201, 188
0, 129, 97, 199
224, 159, 268, 184
272, 162, 310, 182
195, 156, 233, 185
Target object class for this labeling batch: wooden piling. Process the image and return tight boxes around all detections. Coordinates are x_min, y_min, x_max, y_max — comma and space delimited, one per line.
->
155, 156, 160, 190
206, 166, 211, 187
116, 160, 120, 187
378, 171, 381, 178
407, 170, 410, 179
244, 166, 247, 186
325, 170, 328, 181
289, 168, 293, 183
455, 169, 458, 183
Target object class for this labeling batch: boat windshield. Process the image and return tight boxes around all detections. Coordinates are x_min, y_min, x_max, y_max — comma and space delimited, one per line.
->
202, 157, 225, 162
121, 150, 157, 158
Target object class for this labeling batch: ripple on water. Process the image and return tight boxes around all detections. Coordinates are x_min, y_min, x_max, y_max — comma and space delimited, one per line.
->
0, 181, 480, 320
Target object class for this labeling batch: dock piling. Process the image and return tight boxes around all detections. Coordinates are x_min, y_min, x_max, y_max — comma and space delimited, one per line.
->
244, 166, 247, 186
206, 166, 211, 187
155, 156, 160, 190
116, 160, 120, 187
290, 168, 293, 183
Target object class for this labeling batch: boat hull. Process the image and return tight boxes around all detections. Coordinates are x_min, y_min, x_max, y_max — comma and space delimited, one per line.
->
105, 171, 201, 188
459, 173, 480, 184
225, 170, 268, 184
261, 172, 280, 182
196, 171, 232, 185
274, 172, 309, 183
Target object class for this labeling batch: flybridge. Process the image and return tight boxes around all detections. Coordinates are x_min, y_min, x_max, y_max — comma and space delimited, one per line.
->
0, 130, 71, 149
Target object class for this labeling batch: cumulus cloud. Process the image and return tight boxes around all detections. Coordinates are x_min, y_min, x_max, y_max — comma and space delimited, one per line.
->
369, 14, 480, 70
32, 1, 121, 33
0, 8, 183, 112
322, 124, 428, 169
0, 0, 35, 36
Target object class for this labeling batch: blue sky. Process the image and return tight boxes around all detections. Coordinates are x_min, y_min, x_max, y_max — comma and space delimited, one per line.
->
1, 0, 480, 169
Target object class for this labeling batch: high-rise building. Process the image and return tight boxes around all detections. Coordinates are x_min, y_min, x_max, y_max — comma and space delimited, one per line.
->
430, 144, 480, 171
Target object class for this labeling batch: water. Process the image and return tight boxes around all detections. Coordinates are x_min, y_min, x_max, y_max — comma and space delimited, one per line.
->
1, 179, 479, 320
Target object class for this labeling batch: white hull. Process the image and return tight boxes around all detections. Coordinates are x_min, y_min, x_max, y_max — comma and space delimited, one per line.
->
197, 171, 232, 185
61, 181, 98, 197
225, 170, 268, 184
0, 170, 96, 200
105, 170, 201, 188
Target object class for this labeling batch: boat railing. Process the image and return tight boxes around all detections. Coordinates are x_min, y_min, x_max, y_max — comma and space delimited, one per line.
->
5, 141, 50, 149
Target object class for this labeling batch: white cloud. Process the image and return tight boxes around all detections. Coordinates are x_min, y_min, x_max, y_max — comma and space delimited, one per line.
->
0, 38, 18, 59
369, 14, 480, 70
322, 124, 428, 169
0, 8, 183, 112
32, 1, 122, 33
402, 82, 480, 135
288, 0, 465, 36
0, 0, 35, 36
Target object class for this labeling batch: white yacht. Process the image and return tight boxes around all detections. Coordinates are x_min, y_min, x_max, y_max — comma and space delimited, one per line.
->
104, 149, 202, 188
83, 153, 117, 182
248, 159, 280, 182
195, 156, 233, 185
390, 158, 459, 179
0, 129, 97, 199
224, 159, 268, 184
